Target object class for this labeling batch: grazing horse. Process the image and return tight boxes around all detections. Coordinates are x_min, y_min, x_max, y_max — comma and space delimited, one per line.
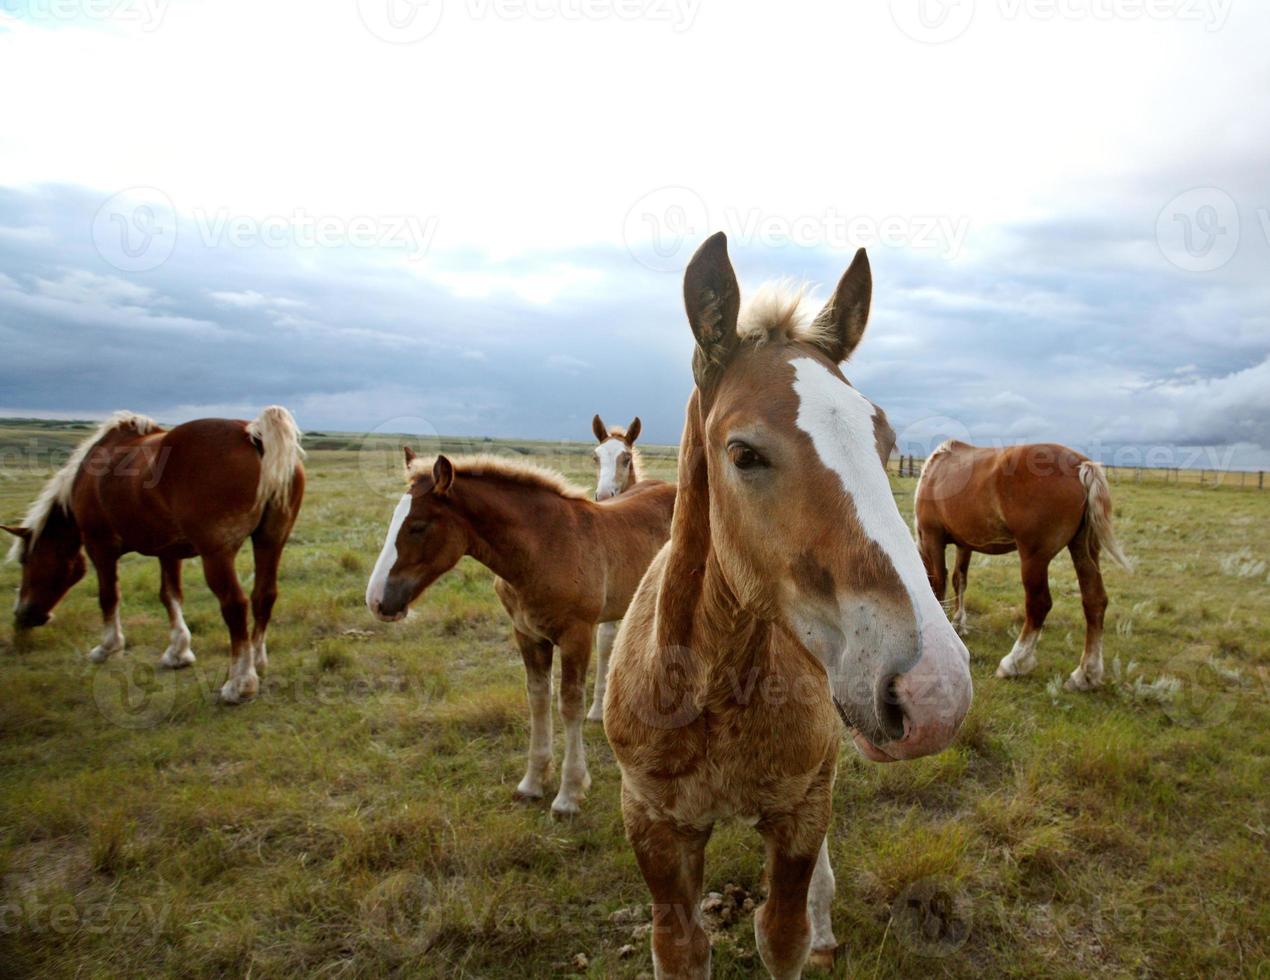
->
365, 450, 675, 816
605, 233, 972, 979
3, 408, 306, 704
587, 412, 645, 721
914, 440, 1131, 691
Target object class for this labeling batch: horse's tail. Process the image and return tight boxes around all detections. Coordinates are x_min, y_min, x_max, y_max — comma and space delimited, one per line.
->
247, 406, 305, 509
1078, 461, 1132, 572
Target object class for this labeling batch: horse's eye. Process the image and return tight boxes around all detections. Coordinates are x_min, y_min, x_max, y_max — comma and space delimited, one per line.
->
619, 453, 631, 465
727, 442, 766, 471
406, 520, 429, 535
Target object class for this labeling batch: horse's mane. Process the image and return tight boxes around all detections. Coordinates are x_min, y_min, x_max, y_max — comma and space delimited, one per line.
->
736, 280, 829, 348
408, 454, 588, 500
8, 412, 159, 561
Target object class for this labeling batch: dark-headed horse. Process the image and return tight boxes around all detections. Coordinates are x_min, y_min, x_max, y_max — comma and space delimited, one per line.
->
605, 233, 972, 978
4, 408, 305, 703
914, 440, 1131, 690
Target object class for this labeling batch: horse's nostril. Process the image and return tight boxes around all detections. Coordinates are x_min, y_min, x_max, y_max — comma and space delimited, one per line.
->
877, 674, 907, 743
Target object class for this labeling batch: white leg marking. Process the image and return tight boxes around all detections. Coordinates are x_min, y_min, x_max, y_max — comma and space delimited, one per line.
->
552, 698, 591, 817
253, 637, 268, 673
808, 836, 838, 958
220, 643, 259, 704
88, 609, 125, 663
516, 668, 553, 799
158, 600, 196, 669
587, 621, 616, 722
996, 628, 1041, 678
1066, 634, 1104, 691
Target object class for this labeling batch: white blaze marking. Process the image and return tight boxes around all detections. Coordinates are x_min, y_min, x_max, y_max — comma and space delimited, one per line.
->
594, 438, 625, 500
790, 357, 959, 657
366, 494, 412, 611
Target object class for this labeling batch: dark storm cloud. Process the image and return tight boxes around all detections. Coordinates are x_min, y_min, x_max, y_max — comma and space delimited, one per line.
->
0, 183, 1266, 466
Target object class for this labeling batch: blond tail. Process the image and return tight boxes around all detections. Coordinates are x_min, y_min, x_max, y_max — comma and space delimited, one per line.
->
1078, 461, 1132, 572
246, 406, 305, 509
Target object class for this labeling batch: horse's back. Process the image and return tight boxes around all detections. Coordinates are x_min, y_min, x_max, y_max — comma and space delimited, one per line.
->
921, 442, 1088, 553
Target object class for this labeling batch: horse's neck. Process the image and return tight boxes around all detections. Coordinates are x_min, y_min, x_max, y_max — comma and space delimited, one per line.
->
44, 503, 83, 552
457, 479, 573, 587
622, 453, 641, 493
655, 389, 772, 688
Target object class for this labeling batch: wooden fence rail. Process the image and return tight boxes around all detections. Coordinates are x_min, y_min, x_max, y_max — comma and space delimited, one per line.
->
887, 455, 1265, 490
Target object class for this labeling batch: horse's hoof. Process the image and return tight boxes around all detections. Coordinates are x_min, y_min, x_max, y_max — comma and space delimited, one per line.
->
807, 946, 838, 971
88, 645, 120, 664
1064, 670, 1101, 692
220, 678, 257, 704
550, 797, 582, 819
512, 786, 543, 803
585, 707, 604, 723
159, 649, 196, 670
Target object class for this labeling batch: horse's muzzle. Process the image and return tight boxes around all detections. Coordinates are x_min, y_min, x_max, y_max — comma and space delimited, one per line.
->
13, 603, 50, 630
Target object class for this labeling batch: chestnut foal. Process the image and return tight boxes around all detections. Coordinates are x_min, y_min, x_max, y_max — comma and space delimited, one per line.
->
588, 413, 646, 721
4, 408, 305, 703
605, 234, 972, 978
915, 440, 1132, 691
366, 450, 675, 816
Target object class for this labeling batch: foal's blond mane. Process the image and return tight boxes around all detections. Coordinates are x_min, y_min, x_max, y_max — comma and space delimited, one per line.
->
408, 454, 589, 500
736, 280, 832, 348
7, 412, 159, 561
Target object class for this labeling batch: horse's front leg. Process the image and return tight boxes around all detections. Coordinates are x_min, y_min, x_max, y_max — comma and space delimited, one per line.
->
756, 799, 833, 980
586, 621, 616, 722
552, 623, 593, 817
86, 547, 125, 663
157, 556, 195, 669
623, 791, 712, 978
513, 629, 554, 801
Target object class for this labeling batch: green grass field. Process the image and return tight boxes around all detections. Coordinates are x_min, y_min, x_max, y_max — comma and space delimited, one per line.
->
0, 420, 1267, 978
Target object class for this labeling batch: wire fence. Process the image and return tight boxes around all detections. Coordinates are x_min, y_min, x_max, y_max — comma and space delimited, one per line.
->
888, 455, 1266, 490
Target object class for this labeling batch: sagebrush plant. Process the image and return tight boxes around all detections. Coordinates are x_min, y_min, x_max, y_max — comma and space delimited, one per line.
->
0, 420, 1266, 978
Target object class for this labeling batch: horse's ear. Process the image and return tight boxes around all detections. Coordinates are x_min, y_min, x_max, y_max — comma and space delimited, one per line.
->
684, 232, 740, 387
625, 417, 642, 445
1, 524, 31, 541
402, 446, 417, 467
592, 414, 608, 443
432, 455, 455, 496
809, 247, 871, 363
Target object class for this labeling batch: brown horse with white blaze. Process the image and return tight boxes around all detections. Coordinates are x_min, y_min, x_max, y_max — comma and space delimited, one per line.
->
587, 412, 645, 721
366, 450, 675, 816
3, 409, 305, 703
605, 233, 972, 979
914, 440, 1132, 691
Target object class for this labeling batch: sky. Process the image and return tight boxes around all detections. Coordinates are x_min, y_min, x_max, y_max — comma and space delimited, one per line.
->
0, 0, 1267, 467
